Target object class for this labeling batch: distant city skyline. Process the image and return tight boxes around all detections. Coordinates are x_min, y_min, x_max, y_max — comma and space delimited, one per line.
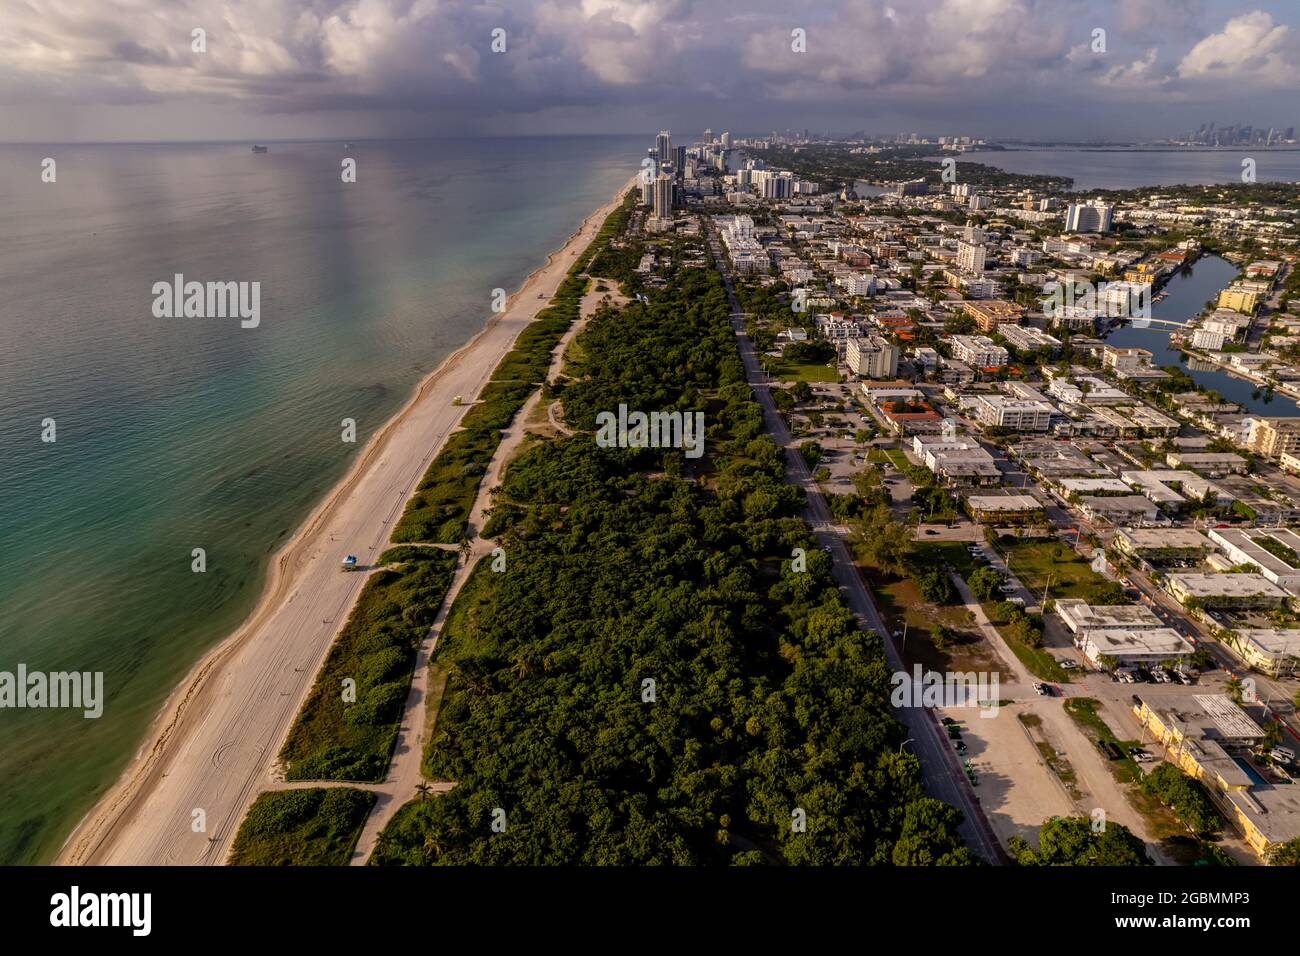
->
3, 0, 1300, 143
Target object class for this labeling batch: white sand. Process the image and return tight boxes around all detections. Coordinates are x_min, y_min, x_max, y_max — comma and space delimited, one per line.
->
56, 179, 633, 866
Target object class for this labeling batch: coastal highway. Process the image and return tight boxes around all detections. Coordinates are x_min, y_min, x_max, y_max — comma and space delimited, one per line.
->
707, 227, 1007, 864
58, 184, 633, 866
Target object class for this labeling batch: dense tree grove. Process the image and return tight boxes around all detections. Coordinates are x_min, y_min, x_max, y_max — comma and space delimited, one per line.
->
1140, 763, 1221, 837
371, 268, 975, 865
1008, 816, 1152, 866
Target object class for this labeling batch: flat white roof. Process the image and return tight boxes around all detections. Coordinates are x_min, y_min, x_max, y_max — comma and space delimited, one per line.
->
1235, 629, 1300, 658
1055, 599, 1163, 632
1167, 573, 1289, 599
1085, 628, 1193, 657
1115, 528, 1213, 550
966, 494, 1042, 511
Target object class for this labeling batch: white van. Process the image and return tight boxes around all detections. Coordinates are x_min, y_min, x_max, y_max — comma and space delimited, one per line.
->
1270, 747, 1296, 765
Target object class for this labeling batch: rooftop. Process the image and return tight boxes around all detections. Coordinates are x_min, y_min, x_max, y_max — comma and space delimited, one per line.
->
1055, 598, 1163, 633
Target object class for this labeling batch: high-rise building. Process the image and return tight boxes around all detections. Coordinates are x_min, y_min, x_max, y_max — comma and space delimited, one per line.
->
721, 131, 731, 148
655, 130, 673, 164
703, 127, 713, 144
846, 335, 899, 379
674, 145, 686, 175
1065, 200, 1115, 233
957, 240, 986, 274
652, 173, 674, 220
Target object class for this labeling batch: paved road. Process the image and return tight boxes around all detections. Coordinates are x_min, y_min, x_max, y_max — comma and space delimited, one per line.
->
708, 228, 1006, 864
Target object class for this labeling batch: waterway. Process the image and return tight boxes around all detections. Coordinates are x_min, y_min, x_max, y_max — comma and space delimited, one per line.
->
1103, 254, 1300, 416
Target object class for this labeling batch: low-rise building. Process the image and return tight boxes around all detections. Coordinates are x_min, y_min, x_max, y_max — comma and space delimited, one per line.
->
1166, 572, 1290, 609
964, 493, 1045, 525
1165, 452, 1249, 476
1102, 345, 1153, 373
1132, 694, 1300, 861
1054, 598, 1191, 666
1075, 494, 1164, 526
911, 436, 1001, 486
963, 299, 1024, 332
1225, 628, 1300, 677
1207, 528, 1300, 592
1111, 528, 1215, 564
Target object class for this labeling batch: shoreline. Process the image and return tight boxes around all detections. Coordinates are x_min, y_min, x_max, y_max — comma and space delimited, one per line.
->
56, 174, 635, 866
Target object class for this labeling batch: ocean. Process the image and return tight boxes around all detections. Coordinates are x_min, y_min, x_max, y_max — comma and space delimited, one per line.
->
0, 135, 639, 863
945, 147, 1300, 191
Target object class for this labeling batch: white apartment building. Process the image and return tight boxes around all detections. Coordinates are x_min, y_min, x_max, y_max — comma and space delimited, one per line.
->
1102, 345, 1152, 373
1064, 200, 1115, 233
975, 395, 1054, 431
998, 324, 1061, 354
956, 240, 986, 274
950, 334, 1008, 368
846, 334, 899, 379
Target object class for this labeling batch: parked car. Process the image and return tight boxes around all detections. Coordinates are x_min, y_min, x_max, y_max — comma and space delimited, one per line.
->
1059, 659, 1078, 670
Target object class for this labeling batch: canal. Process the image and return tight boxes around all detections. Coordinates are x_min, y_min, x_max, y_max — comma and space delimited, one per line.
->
1102, 253, 1300, 416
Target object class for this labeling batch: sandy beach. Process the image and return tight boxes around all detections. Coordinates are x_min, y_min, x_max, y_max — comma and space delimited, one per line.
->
56, 176, 634, 866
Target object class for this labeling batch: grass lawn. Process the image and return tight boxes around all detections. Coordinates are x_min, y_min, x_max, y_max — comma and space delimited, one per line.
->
915, 541, 978, 578
229, 788, 374, 866
772, 360, 841, 383
996, 536, 1112, 601
1000, 632, 1071, 683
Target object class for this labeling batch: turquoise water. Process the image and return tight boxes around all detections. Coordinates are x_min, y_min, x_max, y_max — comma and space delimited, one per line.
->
0, 136, 638, 863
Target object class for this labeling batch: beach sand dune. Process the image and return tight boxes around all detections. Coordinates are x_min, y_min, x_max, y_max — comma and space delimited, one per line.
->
57, 179, 633, 866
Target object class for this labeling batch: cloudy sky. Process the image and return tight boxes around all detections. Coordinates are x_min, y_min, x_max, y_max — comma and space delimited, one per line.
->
2, 0, 1298, 142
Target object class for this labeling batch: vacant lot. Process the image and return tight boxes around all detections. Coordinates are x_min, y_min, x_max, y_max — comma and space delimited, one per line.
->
997, 537, 1112, 601
772, 360, 841, 383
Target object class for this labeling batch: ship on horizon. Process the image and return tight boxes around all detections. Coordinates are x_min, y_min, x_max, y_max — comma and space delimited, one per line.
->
251, 144, 268, 153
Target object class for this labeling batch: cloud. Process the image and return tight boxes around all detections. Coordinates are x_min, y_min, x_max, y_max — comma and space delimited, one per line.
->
1, 0, 1298, 140
740, 0, 1073, 97
1096, 46, 1167, 88
1176, 11, 1299, 86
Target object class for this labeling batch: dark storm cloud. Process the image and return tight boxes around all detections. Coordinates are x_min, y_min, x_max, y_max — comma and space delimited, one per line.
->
0, 0, 1297, 140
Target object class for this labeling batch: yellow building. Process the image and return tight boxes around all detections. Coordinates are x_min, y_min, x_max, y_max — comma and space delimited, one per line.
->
1124, 263, 1161, 285
963, 299, 1025, 332
1132, 694, 1300, 860
1217, 287, 1260, 313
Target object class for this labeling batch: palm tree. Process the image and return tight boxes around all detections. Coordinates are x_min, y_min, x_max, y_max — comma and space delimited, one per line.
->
416, 782, 433, 801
